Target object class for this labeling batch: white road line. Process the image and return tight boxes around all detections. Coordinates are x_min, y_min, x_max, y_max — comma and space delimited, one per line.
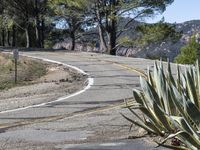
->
0, 54, 94, 114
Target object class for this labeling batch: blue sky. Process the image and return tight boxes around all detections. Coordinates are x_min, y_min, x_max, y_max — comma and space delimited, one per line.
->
148, 0, 200, 23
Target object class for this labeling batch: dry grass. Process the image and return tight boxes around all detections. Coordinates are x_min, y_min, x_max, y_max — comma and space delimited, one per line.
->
0, 53, 47, 90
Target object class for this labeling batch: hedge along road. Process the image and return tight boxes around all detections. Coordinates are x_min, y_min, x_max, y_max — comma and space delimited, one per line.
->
0, 51, 172, 150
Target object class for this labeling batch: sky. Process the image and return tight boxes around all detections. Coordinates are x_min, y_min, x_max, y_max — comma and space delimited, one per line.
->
148, 0, 200, 23
56, 0, 200, 28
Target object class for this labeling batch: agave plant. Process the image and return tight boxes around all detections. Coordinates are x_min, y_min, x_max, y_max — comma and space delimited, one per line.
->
122, 60, 200, 149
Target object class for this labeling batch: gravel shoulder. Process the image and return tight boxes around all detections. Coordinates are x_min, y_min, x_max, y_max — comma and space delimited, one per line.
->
0, 57, 87, 112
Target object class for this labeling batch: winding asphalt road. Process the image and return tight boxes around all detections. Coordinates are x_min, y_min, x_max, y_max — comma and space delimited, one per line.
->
0, 51, 172, 150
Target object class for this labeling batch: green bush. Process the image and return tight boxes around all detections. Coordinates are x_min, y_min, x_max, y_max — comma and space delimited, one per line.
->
174, 37, 200, 64
44, 40, 54, 48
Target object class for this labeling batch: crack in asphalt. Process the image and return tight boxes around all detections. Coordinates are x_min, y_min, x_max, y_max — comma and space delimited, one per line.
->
0, 51, 146, 133
0, 98, 135, 133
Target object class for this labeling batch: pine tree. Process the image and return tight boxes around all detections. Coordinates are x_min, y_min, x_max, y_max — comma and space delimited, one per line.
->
49, 0, 89, 50
174, 37, 200, 64
92, 0, 175, 55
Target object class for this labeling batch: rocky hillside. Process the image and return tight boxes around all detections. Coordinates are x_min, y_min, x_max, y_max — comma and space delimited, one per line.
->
53, 20, 200, 61
118, 20, 200, 61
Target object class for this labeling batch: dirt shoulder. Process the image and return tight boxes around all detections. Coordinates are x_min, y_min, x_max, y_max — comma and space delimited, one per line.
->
0, 55, 87, 112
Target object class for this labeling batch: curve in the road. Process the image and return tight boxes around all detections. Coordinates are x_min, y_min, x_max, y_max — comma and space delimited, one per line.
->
0, 52, 148, 115
0, 55, 94, 114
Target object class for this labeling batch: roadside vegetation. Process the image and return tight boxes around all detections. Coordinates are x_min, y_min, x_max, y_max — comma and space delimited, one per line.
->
0, 53, 47, 90
175, 37, 200, 64
1, 0, 200, 150
0, 0, 175, 55
122, 61, 200, 149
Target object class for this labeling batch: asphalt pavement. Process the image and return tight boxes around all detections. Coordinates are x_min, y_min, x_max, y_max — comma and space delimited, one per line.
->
0, 51, 172, 150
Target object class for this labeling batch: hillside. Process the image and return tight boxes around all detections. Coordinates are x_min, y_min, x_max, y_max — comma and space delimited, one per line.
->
53, 20, 200, 61
117, 20, 200, 61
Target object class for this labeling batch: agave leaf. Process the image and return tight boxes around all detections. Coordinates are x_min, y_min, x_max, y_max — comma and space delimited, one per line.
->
132, 90, 150, 112
167, 59, 176, 86
170, 86, 187, 116
160, 131, 184, 144
133, 89, 144, 106
144, 119, 164, 136
168, 89, 199, 147
170, 86, 199, 130
171, 116, 199, 139
157, 68, 170, 114
167, 86, 177, 115
127, 107, 144, 123
171, 116, 192, 133
195, 60, 200, 109
140, 76, 174, 132
176, 65, 182, 93
121, 113, 156, 134
185, 70, 199, 106
189, 66, 195, 81
192, 67, 196, 86
154, 61, 159, 75
181, 74, 187, 94
152, 101, 174, 132
181, 95, 199, 130
177, 131, 200, 149
126, 60, 200, 149
183, 100, 200, 129
156, 141, 190, 150
159, 60, 164, 70
147, 66, 155, 87
153, 63, 165, 108
139, 106, 164, 130
153, 61, 159, 87
140, 77, 162, 108
161, 131, 200, 150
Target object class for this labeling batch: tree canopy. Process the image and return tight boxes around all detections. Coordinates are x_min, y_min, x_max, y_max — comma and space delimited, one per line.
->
0, 0, 175, 54
174, 37, 200, 64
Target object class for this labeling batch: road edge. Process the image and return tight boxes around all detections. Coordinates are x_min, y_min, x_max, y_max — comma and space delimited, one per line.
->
0, 53, 94, 114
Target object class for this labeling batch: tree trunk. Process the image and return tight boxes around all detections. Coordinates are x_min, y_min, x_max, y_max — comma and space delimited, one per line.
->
2, 29, 5, 46
70, 31, 75, 50
96, 3, 107, 52
108, 19, 117, 55
25, 11, 31, 48
98, 25, 107, 52
106, 0, 117, 55
12, 25, 16, 47
25, 27, 31, 48
35, 19, 41, 47
7, 30, 11, 46
0, 33, 1, 46
41, 19, 45, 48
34, 0, 41, 48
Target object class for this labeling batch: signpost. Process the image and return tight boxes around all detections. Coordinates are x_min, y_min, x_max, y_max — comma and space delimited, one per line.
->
13, 49, 19, 84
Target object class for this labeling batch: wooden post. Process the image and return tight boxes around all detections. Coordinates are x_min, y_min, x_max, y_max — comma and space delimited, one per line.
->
15, 57, 17, 84
13, 49, 19, 84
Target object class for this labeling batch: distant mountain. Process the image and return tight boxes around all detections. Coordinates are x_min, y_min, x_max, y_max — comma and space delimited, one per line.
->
176, 20, 200, 43
116, 20, 200, 61
54, 19, 200, 61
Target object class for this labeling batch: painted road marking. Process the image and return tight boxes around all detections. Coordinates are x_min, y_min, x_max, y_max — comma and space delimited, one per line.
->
0, 99, 136, 130
0, 54, 94, 114
68, 54, 147, 77
0, 52, 145, 130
